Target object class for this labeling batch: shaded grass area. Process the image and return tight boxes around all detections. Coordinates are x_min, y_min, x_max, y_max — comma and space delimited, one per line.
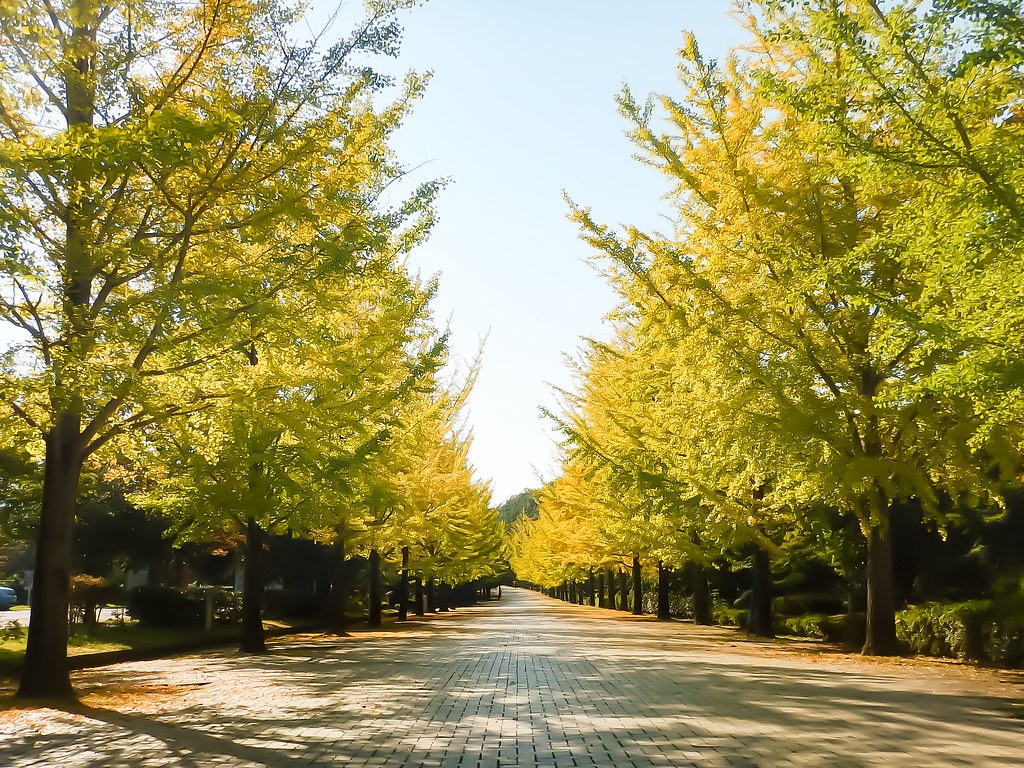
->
0, 618, 303, 669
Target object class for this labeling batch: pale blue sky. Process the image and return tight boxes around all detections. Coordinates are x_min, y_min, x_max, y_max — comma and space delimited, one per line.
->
318, 1, 746, 503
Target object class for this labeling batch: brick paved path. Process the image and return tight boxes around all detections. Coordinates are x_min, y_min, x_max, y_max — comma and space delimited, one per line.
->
2, 587, 1022, 767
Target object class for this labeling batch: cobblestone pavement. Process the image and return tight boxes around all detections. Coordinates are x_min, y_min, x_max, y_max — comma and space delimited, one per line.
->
1, 587, 1022, 767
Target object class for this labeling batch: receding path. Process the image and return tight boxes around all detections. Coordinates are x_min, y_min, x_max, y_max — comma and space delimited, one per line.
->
1, 588, 1022, 767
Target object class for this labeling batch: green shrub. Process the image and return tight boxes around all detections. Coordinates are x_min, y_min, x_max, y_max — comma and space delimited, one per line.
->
1, 619, 25, 643
895, 600, 1024, 667
781, 613, 864, 645
711, 596, 744, 627
783, 613, 829, 639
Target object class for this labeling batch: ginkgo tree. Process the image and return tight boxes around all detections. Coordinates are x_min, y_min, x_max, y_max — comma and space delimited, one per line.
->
564, 19, 1001, 653
0, 0, 435, 698
756, 0, 1024, 434
552, 333, 695, 615
511, 465, 604, 596
387, 365, 505, 608
534, 320, 793, 630
141, 213, 447, 648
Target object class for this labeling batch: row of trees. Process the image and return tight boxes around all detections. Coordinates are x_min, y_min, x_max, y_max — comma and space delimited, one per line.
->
0, 0, 503, 699
511, 0, 1024, 655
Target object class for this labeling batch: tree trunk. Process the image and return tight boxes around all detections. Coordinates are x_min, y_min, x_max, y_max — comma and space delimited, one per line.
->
398, 547, 409, 621
597, 572, 606, 608
618, 569, 629, 611
414, 577, 424, 616
19, 0, 100, 700
426, 578, 436, 613
17, 414, 83, 699
863, 523, 899, 655
748, 546, 774, 638
632, 555, 643, 615
587, 569, 595, 606
439, 583, 450, 611
688, 562, 712, 625
657, 561, 671, 620
368, 548, 382, 628
239, 516, 266, 653
606, 568, 616, 610
327, 531, 348, 635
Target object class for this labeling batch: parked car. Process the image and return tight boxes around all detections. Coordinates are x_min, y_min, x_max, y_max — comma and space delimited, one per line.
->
0, 586, 17, 610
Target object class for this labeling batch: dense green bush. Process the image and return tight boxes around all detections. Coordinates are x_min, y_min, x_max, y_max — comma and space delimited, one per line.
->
782, 613, 830, 639
127, 585, 204, 628
896, 601, 984, 660
781, 613, 864, 645
711, 597, 744, 627
895, 600, 1024, 667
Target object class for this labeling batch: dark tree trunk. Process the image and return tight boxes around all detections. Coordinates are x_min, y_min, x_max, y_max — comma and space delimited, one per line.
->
863, 523, 899, 655
748, 546, 774, 638
618, 569, 628, 611
569, 581, 577, 603
597, 572, 606, 608
440, 583, 451, 611
18, 2, 100, 700
326, 531, 348, 635
587, 569, 595, 606
240, 516, 266, 653
368, 548, 382, 628
657, 561, 671, 620
606, 568, 616, 610
688, 562, 712, 625
426, 578, 436, 613
17, 414, 82, 699
414, 577, 424, 616
632, 555, 643, 615
398, 546, 409, 621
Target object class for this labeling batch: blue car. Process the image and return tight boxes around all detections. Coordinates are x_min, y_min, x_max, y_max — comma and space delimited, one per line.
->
0, 586, 17, 610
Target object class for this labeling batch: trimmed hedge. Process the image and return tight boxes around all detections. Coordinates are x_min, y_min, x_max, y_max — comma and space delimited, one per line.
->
127, 585, 204, 628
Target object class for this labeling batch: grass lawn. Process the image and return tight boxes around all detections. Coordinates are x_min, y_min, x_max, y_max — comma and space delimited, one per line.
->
0, 619, 274, 667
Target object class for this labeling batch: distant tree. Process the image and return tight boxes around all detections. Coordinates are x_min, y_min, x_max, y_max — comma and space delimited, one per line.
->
498, 491, 539, 527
